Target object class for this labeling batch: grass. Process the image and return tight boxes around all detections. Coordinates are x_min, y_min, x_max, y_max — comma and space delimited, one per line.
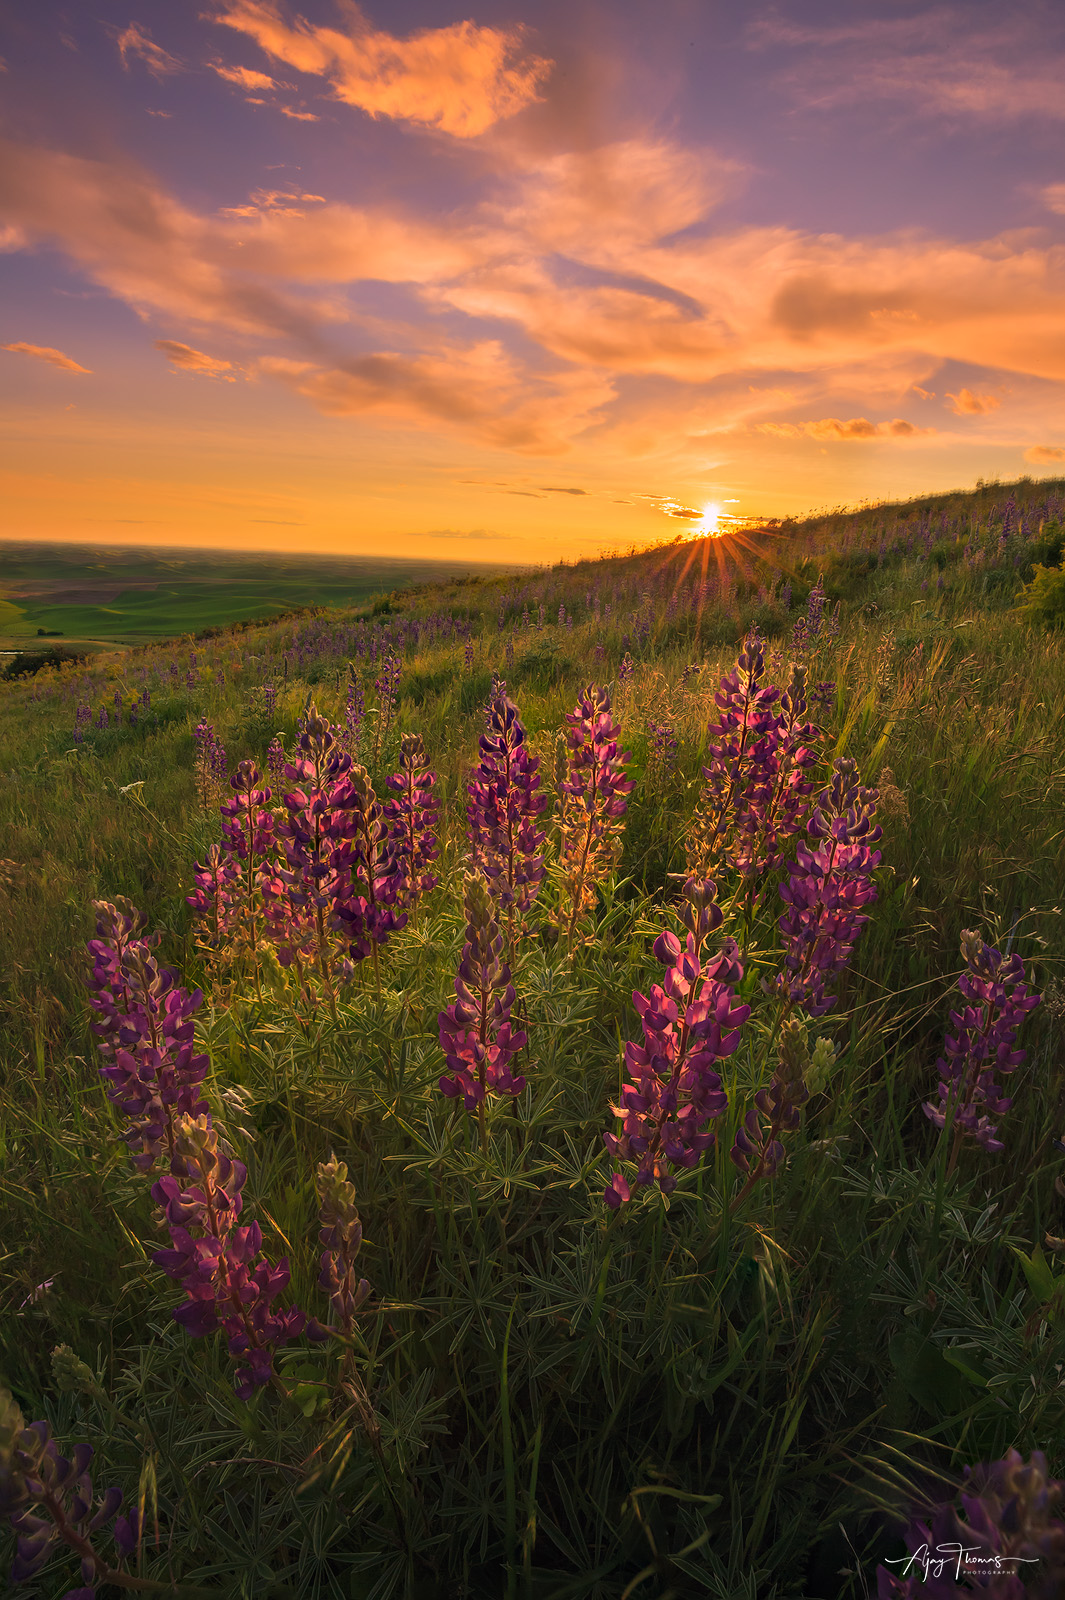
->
1, 479, 1065, 1598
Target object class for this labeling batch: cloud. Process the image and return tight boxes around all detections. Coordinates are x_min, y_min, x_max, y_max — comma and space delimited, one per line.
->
759, 416, 928, 441
115, 22, 183, 78
1043, 184, 1065, 215
2, 341, 91, 373
155, 339, 237, 378
538, 485, 587, 495
748, 10, 1065, 124
946, 387, 1001, 414
260, 341, 612, 454
280, 106, 319, 120
212, 62, 278, 91
211, 1, 551, 137
1025, 445, 1065, 463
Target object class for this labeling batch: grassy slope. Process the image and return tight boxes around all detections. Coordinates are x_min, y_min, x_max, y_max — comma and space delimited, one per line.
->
1, 481, 1064, 1598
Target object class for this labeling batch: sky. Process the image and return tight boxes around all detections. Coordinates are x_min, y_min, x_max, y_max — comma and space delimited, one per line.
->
3, 0, 1065, 564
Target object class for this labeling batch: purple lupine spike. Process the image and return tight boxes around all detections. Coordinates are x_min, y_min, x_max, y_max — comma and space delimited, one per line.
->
187, 843, 244, 956
772, 756, 882, 1018
1, 1387, 132, 1597
333, 763, 407, 977
266, 734, 285, 786
372, 646, 401, 763
383, 732, 440, 912
438, 874, 527, 1143
877, 1449, 1065, 1599
86, 899, 210, 1173
216, 759, 274, 962
193, 719, 226, 813
924, 929, 1041, 1168
467, 689, 547, 927
315, 1154, 371, 1335
558, 684, 634, 942
604, 877, 747, 1205
730, 661, 823, 884
688, 630, 783, 877
151, 1116, 308, 1398
343, 663, 365, 757
729, 1015, 810, 1207
262, 702, 356, 996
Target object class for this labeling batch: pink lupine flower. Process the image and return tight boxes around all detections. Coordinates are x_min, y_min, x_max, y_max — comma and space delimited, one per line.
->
559, 684, 633, 943
604, 877, 748, 1204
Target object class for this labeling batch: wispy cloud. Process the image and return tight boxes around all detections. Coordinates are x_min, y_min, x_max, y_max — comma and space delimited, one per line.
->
1025, 444, 1065, 462
211, 1, 551, 137
115, 22, 183, 78
155, 339, 237, 378
759, 416, 929, 441
2, 340, 91, 373
211, 62, 279, 91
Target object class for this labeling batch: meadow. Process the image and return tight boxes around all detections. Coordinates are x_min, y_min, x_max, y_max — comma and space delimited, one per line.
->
0, 545, 504, 650
2, 479, 1065, 1599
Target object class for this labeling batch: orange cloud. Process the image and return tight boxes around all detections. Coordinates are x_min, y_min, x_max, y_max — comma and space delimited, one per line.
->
212, 62, 278, 90
1025, 445, 1065, 463
759, 416, 928, 441
155, 340, 237, 378
2, 341, 91, 373
260, 342, 612, 454
280, 105, 319, 120
115, 22, 183, 78
946, 387, 1001, 414
211, 1, 551, 136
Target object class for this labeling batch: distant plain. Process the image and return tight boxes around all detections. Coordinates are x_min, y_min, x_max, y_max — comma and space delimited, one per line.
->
0, 542, 506, 650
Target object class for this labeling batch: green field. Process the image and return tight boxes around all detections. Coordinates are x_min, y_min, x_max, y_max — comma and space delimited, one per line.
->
0, 542, 506, 647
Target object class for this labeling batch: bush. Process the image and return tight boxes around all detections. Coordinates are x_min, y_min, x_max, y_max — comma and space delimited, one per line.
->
1014, 563, 1065, 627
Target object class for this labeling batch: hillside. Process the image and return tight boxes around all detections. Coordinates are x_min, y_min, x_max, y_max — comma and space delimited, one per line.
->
2, 476, 1065, 1598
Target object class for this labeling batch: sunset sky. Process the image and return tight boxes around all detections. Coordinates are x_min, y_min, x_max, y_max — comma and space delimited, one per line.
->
4, 1, 1065, 563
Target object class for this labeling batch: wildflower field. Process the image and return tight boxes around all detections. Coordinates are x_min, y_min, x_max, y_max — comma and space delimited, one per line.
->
3, 479, 1065, 1599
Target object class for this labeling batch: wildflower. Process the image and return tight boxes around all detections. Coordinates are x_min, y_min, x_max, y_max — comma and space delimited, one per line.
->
604, 877, 748, 1204
773, 756, 882, 1018
152, 1116, 309, 1398
372, 647, 401, 762
383, 732, 440, 911
193, 719, 227, 813
187, 843, 244, 956
730, 1016, 810, 1204
343, 664, 365, 756
924, 929, 1041, 1167
1, 1386, 137, 1598
316, 1155, 371, 1335
86, 898, 210, 1172
558, 684, 633, 942
467, 689, 547, 926
877, 1449, 1065, 1599
335, 763, 408, 976
439, 874, 527, 1143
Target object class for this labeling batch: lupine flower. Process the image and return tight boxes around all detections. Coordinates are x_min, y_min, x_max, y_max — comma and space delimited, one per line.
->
464, 637, 475, 673
372, 647, 401, 763
688, 631, 781, 877
152, 1116, 310, 1398
86, 899, 210, 1172
316, 1154, 371, 1335
343, 664, 365, 756
216, 759, 275, 960
467, 689, 547, 927
558, 685, 634, 942
877, 1449, 1065, 1599
773, 756, 882, 1018
383, 732, 440, 911
618, 651, 634, 683
730, 1015, 810, 1202
1, 1386, 137, 1599
604, 877, 748, 1204
805, 573, 826, 639
439, 874, 527, 1142
924, 929, 1041, 1164
187, 843, 244, 956
334, 763, 408, 975
647, 720, 679, 789
193, 719, 227, 813
266, 734, 285, 786
262, 704, 355, 992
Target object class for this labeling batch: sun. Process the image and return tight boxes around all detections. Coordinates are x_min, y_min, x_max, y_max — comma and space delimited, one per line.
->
696, 502, 724, 538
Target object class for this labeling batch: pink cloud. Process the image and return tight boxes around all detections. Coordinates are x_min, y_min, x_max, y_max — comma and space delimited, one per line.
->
3, 341, 91, 373
211, 1, 551, 137
280, 105, 319, 120
1025, 445, 1065, 463
115, 22, 183, 78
